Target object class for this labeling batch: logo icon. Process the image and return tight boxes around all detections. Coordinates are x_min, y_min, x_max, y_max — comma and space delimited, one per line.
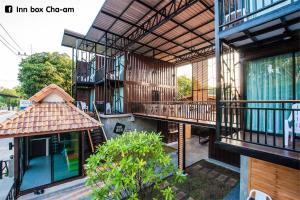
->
5, 5, 13, 13
5, 6, 12, 13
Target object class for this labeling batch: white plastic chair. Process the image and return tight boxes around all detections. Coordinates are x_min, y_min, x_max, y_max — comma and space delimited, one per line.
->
247, 189, 272, 200
284, 103, 300, 147
106, 102, 111, 114
80, 101, 89, 112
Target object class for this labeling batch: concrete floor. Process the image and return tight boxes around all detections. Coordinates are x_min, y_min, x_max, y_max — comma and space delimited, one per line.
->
167, 135, 208, 167
20, 156, 52, 191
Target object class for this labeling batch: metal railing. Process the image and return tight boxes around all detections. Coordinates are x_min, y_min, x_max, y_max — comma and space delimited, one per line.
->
130, 101, 216, 123
0, 160, 9, 179
219, 0, 297, 29
74, 70, 95, 84
220, 100, 300, 152
5, 181, 16, 200
95, 67, 123, 83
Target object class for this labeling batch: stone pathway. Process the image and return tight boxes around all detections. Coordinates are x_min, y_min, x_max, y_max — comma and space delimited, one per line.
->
171, 163, 238, 200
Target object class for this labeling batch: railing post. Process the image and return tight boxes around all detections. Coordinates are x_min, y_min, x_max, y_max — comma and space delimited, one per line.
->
0, 160, 2, 179
215, 0, 222, 141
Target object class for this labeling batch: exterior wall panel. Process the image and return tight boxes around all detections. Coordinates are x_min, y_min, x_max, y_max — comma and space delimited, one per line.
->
124, 53, 176, 112
248, 158, 300, 200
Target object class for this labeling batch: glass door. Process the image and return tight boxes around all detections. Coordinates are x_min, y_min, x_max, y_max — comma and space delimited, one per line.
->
20, 136, 52, 191
53, 132, 80, 182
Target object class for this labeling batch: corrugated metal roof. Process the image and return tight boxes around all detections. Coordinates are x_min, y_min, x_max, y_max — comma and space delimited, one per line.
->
62, 0, 215, 64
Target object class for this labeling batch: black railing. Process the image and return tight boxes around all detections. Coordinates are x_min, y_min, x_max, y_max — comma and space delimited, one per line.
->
1, 159, 16, 200
0, 160, 9, 179
219, 0, 297, 29
5, 181, 16, 200
95, 67, 124, 83
95, 67, 105, 83
74, 70, 95, 84
220, 100, 300, 152
130, 101, 216, 123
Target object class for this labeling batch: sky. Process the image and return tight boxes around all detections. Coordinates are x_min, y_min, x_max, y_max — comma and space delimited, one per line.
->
0, 0, 105, 88
177, 64, 192, 79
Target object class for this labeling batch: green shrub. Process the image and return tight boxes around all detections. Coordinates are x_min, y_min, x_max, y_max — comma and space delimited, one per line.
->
85, 131, 185, 200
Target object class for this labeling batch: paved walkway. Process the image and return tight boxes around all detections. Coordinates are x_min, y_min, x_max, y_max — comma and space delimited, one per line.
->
167, 135, 208, 167
18, 178, 93, 200
0, 111, 16, 200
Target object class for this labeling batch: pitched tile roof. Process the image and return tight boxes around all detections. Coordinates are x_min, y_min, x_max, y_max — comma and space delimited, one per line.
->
0, 85, 101, 138
29, 84, 73, 103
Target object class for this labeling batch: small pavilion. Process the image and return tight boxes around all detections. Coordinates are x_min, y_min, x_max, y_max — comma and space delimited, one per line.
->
0, 84, 101, 194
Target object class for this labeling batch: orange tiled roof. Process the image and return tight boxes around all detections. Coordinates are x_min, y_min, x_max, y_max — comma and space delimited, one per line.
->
29, 84, 73, 103
0, 85, 101, 138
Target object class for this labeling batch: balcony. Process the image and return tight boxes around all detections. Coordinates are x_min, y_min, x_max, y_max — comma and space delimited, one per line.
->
219, 0, 298, 29
130, 101, 216, 127
95, 67, 124, 84
74, 61, 95, 86
73, 72, 95, 85
131, 100, 300, 167
218, 100, 300, 168
218, 0, 300, 47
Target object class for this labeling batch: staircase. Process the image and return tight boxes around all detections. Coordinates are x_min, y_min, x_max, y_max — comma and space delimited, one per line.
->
89, 128, 106, 152
85, 102, 108, 153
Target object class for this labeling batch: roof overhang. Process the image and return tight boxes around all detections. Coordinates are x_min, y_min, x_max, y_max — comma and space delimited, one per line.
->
62, 0, 216, 65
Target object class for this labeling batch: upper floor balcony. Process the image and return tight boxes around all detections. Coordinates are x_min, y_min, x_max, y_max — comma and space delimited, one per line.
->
218, 0, 300, 47
73, 61, 95, 86
95, 66, 124, 84
130, 100, 300, 168
219, 0, 298, 29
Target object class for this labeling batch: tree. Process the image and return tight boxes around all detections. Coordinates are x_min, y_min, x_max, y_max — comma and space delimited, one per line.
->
18, 52, 72, 97
85, 131, 185, 200
0, 87, 20, 108
177, 75, 192, 98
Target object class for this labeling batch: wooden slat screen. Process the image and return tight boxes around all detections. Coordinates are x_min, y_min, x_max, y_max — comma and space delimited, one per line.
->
248, 158, 300, 200
125, 53, 176, 112
192, 59, 209, 101
178, 123, 185, 170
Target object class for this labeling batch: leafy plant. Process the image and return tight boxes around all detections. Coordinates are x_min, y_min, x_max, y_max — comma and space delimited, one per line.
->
85, 131, 186, 200
18, 52, 72, 97
177, 75, 192, 99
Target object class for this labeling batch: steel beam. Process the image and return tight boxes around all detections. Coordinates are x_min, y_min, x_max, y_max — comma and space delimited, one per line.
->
92, 25, 180, 60
172, 45, 215, 64
215, 0, 222, 141
135, 7, 214, 54
123, 0, 199, 47
135, 0, 213, 45
143, 20, 215, 57
100, 10, 194, 53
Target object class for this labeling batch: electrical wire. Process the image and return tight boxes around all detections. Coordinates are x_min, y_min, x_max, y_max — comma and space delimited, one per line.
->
0, 37, 18, 55
0, 23, 25, 53
0, 33, 20, 53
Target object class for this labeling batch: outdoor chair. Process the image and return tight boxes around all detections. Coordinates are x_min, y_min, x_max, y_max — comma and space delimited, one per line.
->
80, 101, 89, 112
247, 189, 272, 200
284, 103, 300, 147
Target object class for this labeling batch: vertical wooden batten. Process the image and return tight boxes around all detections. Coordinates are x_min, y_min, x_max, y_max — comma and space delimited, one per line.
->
178, 123, 186, 171
87, 130, 95, 153
248, 158, 300, 200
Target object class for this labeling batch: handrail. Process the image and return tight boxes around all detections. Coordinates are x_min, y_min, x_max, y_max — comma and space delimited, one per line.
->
93, 101, 108, 141
5, 180, 16, 200
220, 100, 300, 103
219, 0, 289, 28
130, 100, 216, 104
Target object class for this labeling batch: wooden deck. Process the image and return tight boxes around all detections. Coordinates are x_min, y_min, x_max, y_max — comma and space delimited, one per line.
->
219, 133, 300, 169
133, 113, 216, 128
223, 131, 300, 152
